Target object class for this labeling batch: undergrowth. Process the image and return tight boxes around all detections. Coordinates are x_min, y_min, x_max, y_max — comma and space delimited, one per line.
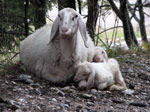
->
0, 48, 26, 76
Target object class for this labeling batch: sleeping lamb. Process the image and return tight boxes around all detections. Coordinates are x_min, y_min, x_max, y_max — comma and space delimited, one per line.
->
74, 60, 127, 91
20, 8, 95, 83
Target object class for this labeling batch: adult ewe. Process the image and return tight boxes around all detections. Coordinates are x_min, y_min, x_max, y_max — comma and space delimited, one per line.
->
20, 8, 95, 83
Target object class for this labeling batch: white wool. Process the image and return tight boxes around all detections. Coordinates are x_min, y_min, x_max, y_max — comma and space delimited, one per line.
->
20, 8, 95, 83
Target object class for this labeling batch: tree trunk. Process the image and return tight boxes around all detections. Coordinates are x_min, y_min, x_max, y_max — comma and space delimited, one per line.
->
120, 0, 138, 48
77, 0, 82, 14
86, 0, 99, 42
108, 0, 138, 48
138, 0, 148, 43
58, 0, 76, 10
33, 0, 46, 29
24, 0, 29, 37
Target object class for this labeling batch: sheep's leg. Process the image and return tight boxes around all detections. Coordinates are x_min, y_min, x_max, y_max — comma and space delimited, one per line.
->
78, 80, 87, 89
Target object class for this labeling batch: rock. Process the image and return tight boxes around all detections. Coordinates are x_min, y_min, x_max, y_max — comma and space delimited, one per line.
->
65, 100, 71, 104
129, 83, 135, 89
91, 89, 97, 94
87, 102, 94, 106
52, 98, 57, 102
26, 79, 34, 84
15, 109, 22, 112
35, 88, 41, 95
12, 74, 33, 84
31, 83, 41, 88
19, 74, 31, 80
125, 59, 134, 63
128, 69, 134, 73
81, 93, 92, 99
63, 86, 71, 90
145, 66, 150, 72
82, 108, 89, 112
131, 53, 137, 57
60, 103, 69, 108
75, 103, 84, 111
122, 89, 134, 95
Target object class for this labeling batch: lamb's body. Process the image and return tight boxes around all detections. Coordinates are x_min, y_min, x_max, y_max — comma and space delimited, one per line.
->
90, 62, 114, 90
20, 8, 95, 83
74, 60, 127, 90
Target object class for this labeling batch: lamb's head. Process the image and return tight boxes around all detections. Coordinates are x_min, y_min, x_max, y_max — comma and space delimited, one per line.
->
93, 47, 108, 62
74, 62, 92, 82
49, 8, 88, 47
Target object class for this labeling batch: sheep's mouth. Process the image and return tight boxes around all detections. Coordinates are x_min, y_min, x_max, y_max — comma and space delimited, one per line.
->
61, 34, 72, 39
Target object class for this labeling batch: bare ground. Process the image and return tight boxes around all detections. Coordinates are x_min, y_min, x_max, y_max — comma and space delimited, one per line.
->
0, 51, 150, 112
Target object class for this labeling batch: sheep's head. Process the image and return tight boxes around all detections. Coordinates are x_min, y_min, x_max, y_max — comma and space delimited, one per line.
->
74, 62, 92, 82
49, 8, 88, 47
93, 47, 108, 62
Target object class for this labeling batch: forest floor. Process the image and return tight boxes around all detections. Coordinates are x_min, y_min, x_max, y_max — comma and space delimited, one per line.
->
0, 50, 150, 112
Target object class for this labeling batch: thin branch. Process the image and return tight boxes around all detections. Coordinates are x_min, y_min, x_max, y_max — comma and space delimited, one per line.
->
97, 26, 123, 35
127, 0, 140, 22
108, 0, 121, 19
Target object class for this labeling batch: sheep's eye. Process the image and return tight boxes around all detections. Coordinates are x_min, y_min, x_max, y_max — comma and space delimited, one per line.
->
102, 51, 104, 54
58, 15, 62, 21
72, 15, 78, 21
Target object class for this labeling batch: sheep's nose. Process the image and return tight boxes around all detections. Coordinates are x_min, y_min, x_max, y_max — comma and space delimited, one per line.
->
61, 27, 68, 33
74, 78, 77, 81
96, 58, 101, 62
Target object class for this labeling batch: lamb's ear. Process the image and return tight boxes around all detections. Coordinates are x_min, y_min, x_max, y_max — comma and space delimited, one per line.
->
87, 70, 95, 89
103, 50, 108, 62
78, 15, 89, 48
48, 17, 59, 44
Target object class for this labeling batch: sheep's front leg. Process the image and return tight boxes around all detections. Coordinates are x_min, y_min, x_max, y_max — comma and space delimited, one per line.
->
78, 80, 87, 89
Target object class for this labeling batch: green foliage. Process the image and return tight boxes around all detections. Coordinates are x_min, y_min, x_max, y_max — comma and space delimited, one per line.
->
142, 41, 150, 51
0, 0, 56, 52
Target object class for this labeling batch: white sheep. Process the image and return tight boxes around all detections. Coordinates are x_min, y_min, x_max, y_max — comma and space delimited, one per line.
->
74, 60, 127, 91
20, 8, 95, 83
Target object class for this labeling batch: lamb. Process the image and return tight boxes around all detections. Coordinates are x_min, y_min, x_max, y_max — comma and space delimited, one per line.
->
93, 46, 108, 62
74, 60, 127, 91
20, 8, 95, 83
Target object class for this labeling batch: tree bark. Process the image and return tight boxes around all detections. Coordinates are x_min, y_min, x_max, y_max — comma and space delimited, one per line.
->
86, 0, 99, 42
24, 0, 29, 37
77, 0, 81, 14
58, 0, 76, 10
138, 0, 148, 43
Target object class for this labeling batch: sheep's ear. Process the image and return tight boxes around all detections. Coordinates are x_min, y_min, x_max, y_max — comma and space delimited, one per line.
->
78, 16, 89, 48
87, 70, 95, 89
48, 17, 59, 44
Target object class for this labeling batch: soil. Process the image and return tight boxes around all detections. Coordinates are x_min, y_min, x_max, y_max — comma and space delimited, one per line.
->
0, 51, 150, 112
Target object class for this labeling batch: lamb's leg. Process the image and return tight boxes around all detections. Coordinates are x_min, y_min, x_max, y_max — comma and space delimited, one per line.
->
113, 71, 127, 90
78, 80, 87, 89
115, 70, 126, 88
97, 82, 110, 90
109, 84, 127, 91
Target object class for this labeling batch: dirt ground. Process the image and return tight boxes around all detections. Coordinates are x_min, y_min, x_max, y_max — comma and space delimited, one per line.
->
0, 51, 150, 112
